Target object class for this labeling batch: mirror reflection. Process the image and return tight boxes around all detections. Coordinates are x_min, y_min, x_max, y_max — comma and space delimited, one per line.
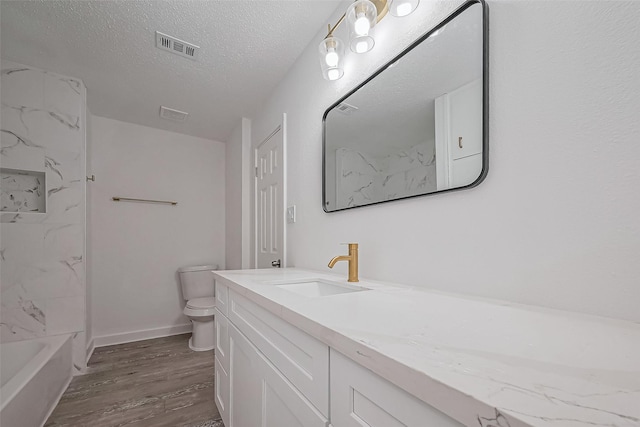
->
323, 1, 485, 212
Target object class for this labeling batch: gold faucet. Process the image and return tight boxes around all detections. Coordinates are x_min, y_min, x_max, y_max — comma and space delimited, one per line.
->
328, 243, 359, 282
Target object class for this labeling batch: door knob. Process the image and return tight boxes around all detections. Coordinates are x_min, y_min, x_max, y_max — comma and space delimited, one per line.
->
271, 259, 281, 268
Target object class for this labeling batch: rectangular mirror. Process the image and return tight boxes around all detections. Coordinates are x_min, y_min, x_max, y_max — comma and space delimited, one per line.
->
323, 0, 487, 212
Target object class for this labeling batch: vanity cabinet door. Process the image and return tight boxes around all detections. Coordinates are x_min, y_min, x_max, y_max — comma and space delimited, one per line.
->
214, 356, 229, 427
330, 350, 463, 427
214, 281, 229, 316
214, 308, 231, 425
228, 290, 329, 416
228, 323, 262, 427
214, 308, 229, 371
228, 324, 328, 427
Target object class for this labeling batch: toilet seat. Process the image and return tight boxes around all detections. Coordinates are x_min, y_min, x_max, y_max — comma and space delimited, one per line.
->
186, 297, 215, 310
184, 297, 215, 317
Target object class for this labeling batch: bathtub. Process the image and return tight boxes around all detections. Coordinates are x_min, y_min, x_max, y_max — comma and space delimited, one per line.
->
1, 335, 72, 427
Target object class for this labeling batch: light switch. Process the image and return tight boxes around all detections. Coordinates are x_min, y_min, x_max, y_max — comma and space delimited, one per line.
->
287, 205, 296, 224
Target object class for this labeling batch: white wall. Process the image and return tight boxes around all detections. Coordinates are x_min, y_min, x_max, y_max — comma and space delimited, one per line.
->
250, 1, 640, 322
89, 116, 225, 341
225, 117, 251, 270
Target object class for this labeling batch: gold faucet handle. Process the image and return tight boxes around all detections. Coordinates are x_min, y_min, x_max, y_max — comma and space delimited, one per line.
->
340, 243, 358, 253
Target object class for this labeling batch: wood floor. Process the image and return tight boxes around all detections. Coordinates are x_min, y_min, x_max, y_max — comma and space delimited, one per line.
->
45, 334, 224, 427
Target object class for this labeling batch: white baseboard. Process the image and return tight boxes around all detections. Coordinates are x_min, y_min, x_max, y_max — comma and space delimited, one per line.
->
92, 324, 192, 348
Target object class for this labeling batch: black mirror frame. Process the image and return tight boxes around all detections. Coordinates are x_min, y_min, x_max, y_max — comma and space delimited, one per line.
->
322, 0, 488, 213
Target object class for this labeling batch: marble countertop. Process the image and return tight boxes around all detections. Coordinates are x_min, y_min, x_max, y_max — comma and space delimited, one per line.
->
213, 268, 640, 427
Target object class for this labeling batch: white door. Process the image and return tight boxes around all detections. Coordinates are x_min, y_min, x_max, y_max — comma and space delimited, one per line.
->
255, 124, 285, 269
434, 78, 483, 190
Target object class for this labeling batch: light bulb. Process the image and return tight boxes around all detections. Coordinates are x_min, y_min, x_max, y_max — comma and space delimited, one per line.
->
394, 2, 412, 17
355, 41, 369, 53
327, 69, 341, 81
354, 13, 371, 36
325, 50, 339, 67
389, 0, 419, 17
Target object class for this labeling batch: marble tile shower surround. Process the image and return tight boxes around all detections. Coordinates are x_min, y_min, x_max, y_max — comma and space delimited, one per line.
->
337, 141, 436, 208
0, 60, 87, 371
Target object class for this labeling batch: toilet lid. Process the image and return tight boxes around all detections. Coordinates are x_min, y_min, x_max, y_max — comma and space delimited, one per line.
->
187, 297, 216, 309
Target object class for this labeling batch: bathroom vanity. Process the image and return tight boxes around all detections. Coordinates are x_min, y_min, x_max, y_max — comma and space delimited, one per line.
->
212, 269, 640, 427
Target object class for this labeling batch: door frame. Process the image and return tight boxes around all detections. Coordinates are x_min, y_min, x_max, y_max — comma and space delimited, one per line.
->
253, 113, 287, 269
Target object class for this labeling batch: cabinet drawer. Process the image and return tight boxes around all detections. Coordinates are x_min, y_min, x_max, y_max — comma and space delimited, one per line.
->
330, 350, 463, 427
229, 324, 328, 427
228, 291, 329, 416
214, 356, 229, 427
215, 281, 229, 316
214, 307, 229, 371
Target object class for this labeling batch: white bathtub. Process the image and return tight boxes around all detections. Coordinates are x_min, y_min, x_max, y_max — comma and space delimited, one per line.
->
0, 335, 72, 427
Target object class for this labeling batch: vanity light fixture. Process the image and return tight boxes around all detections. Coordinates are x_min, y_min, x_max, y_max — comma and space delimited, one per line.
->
318, 0, 418, 81
319, 36, 345, 81
347, 0, 379, 53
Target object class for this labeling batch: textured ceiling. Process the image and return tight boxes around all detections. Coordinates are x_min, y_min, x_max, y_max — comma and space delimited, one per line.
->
0, 0, 342, 141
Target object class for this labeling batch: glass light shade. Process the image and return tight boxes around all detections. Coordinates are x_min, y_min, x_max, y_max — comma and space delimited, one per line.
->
319, 36, 345, 81
389, 0, 419, 17
347, 0, 377, 53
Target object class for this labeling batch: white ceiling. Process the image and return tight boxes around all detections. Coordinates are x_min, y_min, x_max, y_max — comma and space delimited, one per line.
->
0, 0, 342, 142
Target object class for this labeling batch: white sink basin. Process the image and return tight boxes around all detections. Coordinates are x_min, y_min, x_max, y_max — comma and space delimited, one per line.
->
275, 280, 370, 297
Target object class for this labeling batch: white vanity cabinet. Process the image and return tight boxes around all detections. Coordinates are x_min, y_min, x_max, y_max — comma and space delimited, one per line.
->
330, 350, 463, 427
213, 278, 461, 427
214, 280, 329, 427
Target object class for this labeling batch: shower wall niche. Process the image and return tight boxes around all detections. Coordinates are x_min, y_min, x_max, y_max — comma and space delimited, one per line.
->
1, 168, 46, 213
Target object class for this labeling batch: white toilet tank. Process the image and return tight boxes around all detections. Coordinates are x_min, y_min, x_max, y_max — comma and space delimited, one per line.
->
178, 265, 218, 300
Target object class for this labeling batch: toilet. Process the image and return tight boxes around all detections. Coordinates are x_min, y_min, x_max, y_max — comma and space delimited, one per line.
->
178, 264, 217, 351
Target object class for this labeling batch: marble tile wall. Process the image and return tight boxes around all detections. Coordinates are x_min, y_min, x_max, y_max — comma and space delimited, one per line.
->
0, 60, 87, 371
336, 141, 437, 209
378, 142, 436, 201
336, 148, 377, 208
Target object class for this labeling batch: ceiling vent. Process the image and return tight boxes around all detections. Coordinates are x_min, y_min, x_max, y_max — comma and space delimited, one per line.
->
155, 31, 199, 61
160, 106, 189, 122
336, 102, 359, 115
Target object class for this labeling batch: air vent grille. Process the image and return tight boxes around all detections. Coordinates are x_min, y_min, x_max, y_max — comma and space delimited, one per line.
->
336, 102, 359, 115
155, 31, 199, 61
160, 106, 189, 122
